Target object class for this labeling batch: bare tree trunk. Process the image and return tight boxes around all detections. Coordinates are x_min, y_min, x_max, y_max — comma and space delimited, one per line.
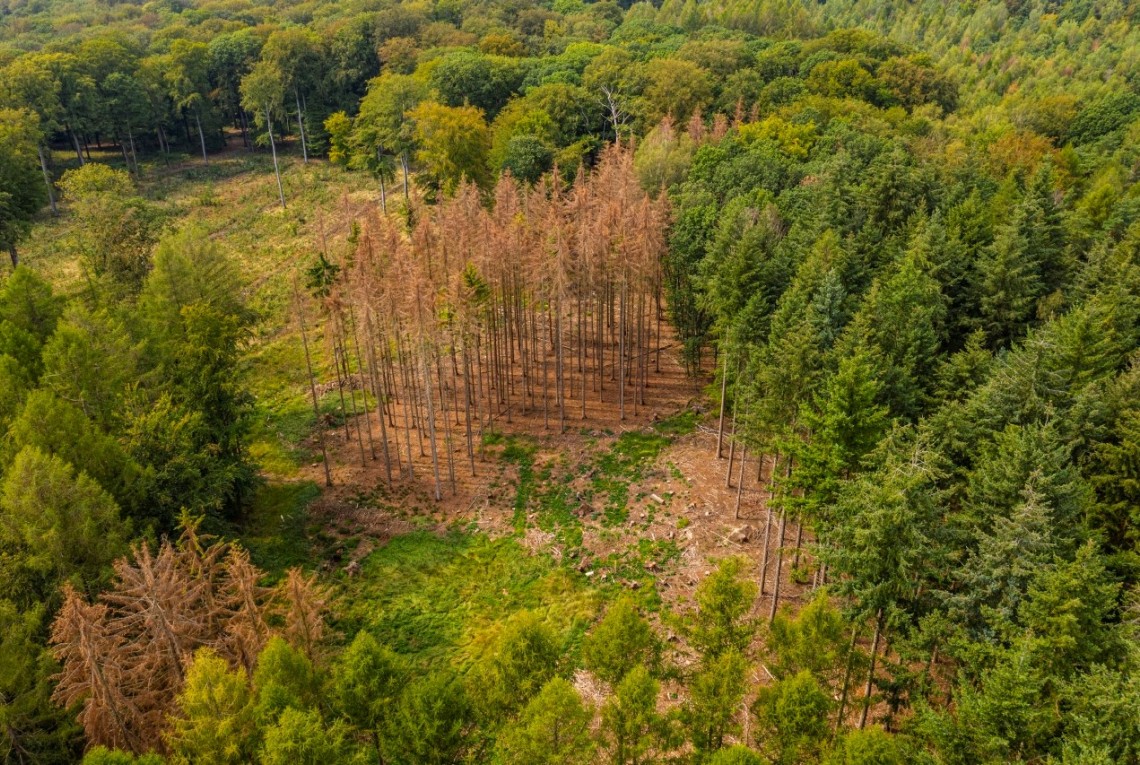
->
295, 282, 332, 487
294, 88, 308, 163
436, 357, 457, 495
343, 346, 367, 468
37, 144, 56, 216
859, 610, 884, 730
333, 345, 352, 442
266, 108, 286, 209
195, 110, 208, 164
68, 126, 84, 165
128, 128, 139, 177
157, 124, 170, 166
759, 452, 779, 595
725, 398, 738, 488
378, 161, 387, 214
239, 109, 251, 149
421, 350, 442, 501
767, 506, 787, 623
350, 314, 376, 461
716, 352, 728, 458
401, 152, 409, 201
618, 281, 626, 420
835, 627, 859, 732
734, 444, 746, 520
363, 315, 393, 483
463, 339, 476, 476
792, 522, 804, 568
7, 244, 17, 269
556, 304, 565, 433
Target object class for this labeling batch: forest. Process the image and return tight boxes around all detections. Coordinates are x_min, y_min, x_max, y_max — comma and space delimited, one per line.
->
1, 0, 1140, 762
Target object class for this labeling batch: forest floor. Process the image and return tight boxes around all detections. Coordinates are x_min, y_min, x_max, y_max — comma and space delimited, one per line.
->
23, 140, 815, 670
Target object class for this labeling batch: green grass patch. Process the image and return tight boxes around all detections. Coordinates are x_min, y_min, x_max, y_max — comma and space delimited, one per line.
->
336, 531, 601, 668
653, 409, 698, 436
532, 461, 585, 549
498, 436, 538, 533
592, 429, 671, 525
238, 480, 321, 579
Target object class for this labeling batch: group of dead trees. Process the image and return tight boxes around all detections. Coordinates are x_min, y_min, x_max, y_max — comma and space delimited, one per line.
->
301, 144, 671, 501
49, 517, 326, 754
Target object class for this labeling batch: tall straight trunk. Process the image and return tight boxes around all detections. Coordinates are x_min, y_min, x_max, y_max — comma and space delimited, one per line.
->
734, 444, 746, 520
463, 340, 476, 476
351, 316, 377, 461
266, 108, 286, 209
717, 353, 728, 458
195, 110, 208, 164
421, 351, 442, 502
436, 357, 457, 494
835, 627, 859, 731
401, 152, 409, 200
556, 304, 565, 433
859, 610, 885, 730
296, 284, 332, 487
69, 127, 84, 165
792, 522, 804, 568
767, 506, 788, 623
333, 345, 352, 442
119, 134, 130, 170
38, 145, 57, 216
294, 88, 308, 163
378, 157, 388, 213
363, 317, 392, 483
127, 128, 139, 176
542, 309, 549, 430
157, 124, 170, 166
759, 453, 778, 596
579, 295, 587, 418
725, 398, 738, 488
654, 282, 662, 372
400, 345, 416, 479
7, 244, 17, 269
343, 346, 367, 467
618, 281, 626, 420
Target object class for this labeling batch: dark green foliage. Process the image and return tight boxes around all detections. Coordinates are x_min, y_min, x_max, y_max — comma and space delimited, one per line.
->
0, 446, 128, 607
253, 636, 320, 725
495, 677, 594, 765
0, 603, 81, 763
384, 671, 472, 765
260, 708, 360, 765
471, 610, 560, 720
682, 649, 747, 757
329, 631, 406, 739
752, 670, 832, 765
582, 596, 658, 686
687, 557, 757, 659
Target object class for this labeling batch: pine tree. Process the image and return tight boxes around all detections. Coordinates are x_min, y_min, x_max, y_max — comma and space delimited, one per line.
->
582, 597, 659, 687
600, 666, 661, 765
682, 650, 747, 756
496, 677, 595, 765
165, 649, 257, 765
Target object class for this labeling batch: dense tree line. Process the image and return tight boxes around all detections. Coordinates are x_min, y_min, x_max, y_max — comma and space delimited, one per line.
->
0, 166, 256, 761
652, 4, 1140, 761
48, 554, 915, 765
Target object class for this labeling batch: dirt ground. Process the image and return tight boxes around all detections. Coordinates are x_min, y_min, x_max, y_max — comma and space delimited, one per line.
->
299, 326, 816, 624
